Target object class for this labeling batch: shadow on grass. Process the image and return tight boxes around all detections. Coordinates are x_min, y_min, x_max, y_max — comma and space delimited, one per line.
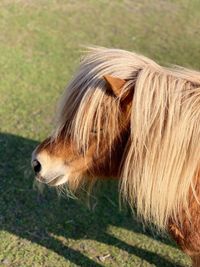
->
0, 133, 184, 267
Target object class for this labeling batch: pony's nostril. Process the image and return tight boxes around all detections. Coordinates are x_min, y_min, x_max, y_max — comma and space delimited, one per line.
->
32, 159, 41, 174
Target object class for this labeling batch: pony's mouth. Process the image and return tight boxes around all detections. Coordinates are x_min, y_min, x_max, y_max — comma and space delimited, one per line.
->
36, 174, 66, 186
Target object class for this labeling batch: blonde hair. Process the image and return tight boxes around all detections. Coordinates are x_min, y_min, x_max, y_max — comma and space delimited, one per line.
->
54, 47, 200, 230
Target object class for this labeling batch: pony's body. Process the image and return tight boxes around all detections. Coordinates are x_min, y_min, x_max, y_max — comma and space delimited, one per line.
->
32, 48, 200, 266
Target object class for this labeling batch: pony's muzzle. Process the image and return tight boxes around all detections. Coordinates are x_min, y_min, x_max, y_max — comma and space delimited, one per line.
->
31, 149, 69, 186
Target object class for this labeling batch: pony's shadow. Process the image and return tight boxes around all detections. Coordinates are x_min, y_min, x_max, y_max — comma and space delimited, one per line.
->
0, 133, 186, 267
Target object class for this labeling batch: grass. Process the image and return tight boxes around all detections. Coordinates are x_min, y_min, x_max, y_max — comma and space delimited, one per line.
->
0, 0, 200, 266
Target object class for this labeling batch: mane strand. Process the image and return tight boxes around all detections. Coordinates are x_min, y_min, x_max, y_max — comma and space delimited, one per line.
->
122, 65, 200, 229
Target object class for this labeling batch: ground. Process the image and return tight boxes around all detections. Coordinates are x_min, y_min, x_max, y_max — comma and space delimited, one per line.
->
0, 0, 200, 266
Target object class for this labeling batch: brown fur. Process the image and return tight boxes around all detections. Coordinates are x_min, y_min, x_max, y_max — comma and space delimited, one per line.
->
169, 178, 200, 261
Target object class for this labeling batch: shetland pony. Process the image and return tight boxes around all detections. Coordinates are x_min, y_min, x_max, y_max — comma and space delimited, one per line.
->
32, 47, 200, 266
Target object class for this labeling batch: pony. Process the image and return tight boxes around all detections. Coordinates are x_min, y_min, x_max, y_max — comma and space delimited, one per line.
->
32, 47, 200, 266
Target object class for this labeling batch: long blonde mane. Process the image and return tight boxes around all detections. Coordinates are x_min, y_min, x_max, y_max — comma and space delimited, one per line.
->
54, 47, 200, 230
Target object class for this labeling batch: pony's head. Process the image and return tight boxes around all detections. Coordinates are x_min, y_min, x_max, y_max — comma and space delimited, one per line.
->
32, 73, 130, 190
32, 47, 200, 229
32, 48, 153, 190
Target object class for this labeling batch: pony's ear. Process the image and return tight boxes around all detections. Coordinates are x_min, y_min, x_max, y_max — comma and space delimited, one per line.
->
103, 75, 126, 97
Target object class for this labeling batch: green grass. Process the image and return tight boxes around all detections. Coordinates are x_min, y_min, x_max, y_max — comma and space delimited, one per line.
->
1, 0, 200, 266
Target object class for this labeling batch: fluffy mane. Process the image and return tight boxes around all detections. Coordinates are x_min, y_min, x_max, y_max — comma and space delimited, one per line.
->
54, 47, 200, 229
